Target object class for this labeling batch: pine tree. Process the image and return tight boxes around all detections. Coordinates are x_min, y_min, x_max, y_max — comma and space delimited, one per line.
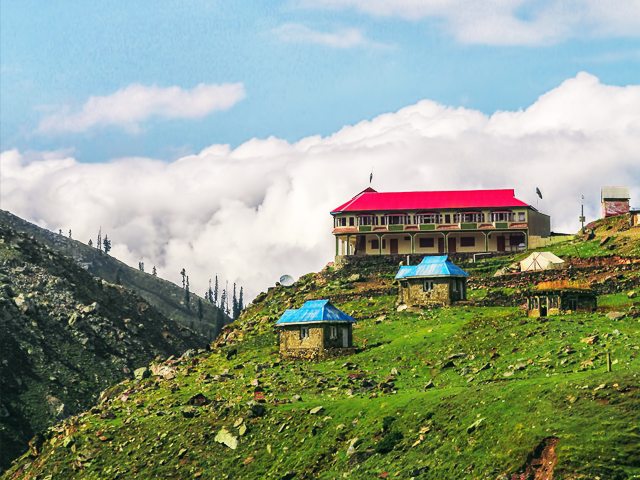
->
185, 276, 190, 309
220, 288, 226, 316
232, 283, 238, 319
214, 275, 219, 306
239, 286, 244, 313
180, 268, 186, 289
225, 281, 231, 316
97, 228, 102, 251
198, 298, 203, 321
152, 266, 157, 276
68, 229, 72, 238
103, 235, 111, 255
88, 239, 93, 247
138, 262, 144, 272
207, 279, 214, 304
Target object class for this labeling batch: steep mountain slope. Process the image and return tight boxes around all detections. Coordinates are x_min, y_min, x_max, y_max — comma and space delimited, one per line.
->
0, 225, 210, 472
6, 257, 639, 479
0, 210, 229, 340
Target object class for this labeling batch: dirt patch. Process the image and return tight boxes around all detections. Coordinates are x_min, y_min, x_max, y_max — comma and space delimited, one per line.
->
511, 436, 559, 480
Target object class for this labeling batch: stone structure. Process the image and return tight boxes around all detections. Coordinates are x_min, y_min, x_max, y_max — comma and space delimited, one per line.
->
395, 256, 469, 307
525, 281, 597, 317
331, 187, 551, 258
276, 300, 356, 361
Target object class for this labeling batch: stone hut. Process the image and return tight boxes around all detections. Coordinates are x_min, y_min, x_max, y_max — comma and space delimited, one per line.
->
526, 281, 597, 317
395, 256, 469, 307
276, 300, 356, 361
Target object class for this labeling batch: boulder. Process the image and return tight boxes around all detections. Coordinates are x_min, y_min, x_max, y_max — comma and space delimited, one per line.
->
628, 291, 637, 299
134, 367, 150, 381
214, 428, 238, 449
467, 418, 485, 434
606, 312, 626, 321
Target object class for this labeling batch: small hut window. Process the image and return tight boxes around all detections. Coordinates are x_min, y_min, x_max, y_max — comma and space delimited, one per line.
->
300, 327, 310, 339
330, 326, 337, 339
423, 280, 434, 292
452, 280, 457, 292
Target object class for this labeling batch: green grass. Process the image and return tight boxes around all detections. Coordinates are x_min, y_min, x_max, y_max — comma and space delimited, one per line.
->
8, 269, 640, 479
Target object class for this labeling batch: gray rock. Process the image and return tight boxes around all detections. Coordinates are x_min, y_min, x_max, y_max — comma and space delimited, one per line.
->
291, 395, 302, 403
467, 417, 485, 434
607, 312, 626, 321
134, 367, 150, 380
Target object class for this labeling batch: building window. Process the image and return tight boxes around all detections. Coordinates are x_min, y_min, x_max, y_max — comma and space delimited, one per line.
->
335, 217, 347, 227
401, 281, 408, 288
371, 239, 379, 249
518, 212, 525, 221
330, 326, 337, 339
452, 280, 457, 292
349, 217, 355, 226
444, 214, 451, 223
358, 215, 379, 226
423, 280, 434, 292
404, 236, 410, 241
414, 214, 442, 224
490, 212, 516, 222
383, 214, 411, 225
458, 213, 485, 223
460, 237, 475, 247
419, 237, 434, 248
300, 327, 310, 339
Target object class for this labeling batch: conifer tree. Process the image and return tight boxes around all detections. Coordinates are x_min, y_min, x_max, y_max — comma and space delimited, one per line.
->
185, 276, 190, 309
97, 228, 102, 251
207, 279, 214, 303
69, 229, 72, 238
103, 235, 111, 255
152, 266, 157, 276
214, 275, 219, 306
88, 239, 93, 247
198, 298, 203, 321
220, 288, 226, 315
59, 229, 62, 235
239, 286, 244, 313
180, 268, 186, 289
232, 283, 238, 319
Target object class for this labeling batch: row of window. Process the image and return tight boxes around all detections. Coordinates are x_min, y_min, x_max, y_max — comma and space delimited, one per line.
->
420, 279, 466, 297
335, 212, 524, 227
299, 326, 339, 339
369, 237, 476, 249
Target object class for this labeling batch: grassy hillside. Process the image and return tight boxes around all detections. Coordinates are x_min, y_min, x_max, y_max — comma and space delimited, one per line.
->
0, 210, 230, 340
6, 255, 640, 479
0, 225, 210, 472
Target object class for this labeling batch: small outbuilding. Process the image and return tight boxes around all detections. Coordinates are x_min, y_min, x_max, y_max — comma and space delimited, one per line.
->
601, 186, 630, 218
520, 252, 565, 272
525, 281, 597, 317
276, 300, 356, 361
395, 256, 469, 307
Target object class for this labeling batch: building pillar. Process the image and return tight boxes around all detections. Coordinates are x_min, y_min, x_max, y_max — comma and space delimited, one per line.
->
524, 230, 529, 250
346, 234, 352, 256
335, 236, 339, 256
377, 234, 383, 255
410, 233, 416, 254
444, 233, 449, 253
484, 232, 489, 252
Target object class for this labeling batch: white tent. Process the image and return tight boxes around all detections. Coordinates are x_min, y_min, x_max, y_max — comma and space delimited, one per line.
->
520, 252, 565, 272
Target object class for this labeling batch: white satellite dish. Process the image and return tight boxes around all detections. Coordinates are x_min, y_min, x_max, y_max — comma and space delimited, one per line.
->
279, 274, 295, 287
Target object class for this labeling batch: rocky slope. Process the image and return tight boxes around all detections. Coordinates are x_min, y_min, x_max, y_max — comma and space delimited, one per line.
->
0, 210, 230, 340
5, 254, 640, 479
0, 224, 210, 472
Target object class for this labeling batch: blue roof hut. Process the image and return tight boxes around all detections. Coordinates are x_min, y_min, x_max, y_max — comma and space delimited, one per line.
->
395, 256, 469, 307
276, 300, 356, 360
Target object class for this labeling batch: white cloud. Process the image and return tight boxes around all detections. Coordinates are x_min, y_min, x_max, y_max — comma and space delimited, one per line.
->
3, 72, 640, 302
272, 23, 386, 49
37, 82, 246, 134
303, 0, 640, 45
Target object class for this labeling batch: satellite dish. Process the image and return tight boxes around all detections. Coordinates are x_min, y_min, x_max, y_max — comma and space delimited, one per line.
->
279, 275, 295, 287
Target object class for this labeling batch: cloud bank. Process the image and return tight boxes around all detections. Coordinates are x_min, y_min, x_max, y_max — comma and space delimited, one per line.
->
272, 23, 385, 49
37, 82, 246, 134
3, 72, 639, 301
305, 0, 640, 45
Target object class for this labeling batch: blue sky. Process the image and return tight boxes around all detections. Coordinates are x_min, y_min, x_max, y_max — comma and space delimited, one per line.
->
2, 0, 639, 163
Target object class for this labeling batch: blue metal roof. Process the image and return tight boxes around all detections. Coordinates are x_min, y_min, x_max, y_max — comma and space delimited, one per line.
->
276, 300, 356, 326
395, 256, 469, 280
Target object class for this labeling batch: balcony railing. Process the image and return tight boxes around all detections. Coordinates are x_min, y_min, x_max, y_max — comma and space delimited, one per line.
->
353, 222, 528, 233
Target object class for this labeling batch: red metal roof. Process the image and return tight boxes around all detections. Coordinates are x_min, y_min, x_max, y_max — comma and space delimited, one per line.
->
331, 189, 529, 213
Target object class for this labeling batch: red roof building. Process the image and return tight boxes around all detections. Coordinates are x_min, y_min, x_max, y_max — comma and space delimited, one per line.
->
330, 188, 550, 257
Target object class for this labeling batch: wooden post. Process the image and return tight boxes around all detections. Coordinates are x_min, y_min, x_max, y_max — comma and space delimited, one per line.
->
607, 352, 611, 372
